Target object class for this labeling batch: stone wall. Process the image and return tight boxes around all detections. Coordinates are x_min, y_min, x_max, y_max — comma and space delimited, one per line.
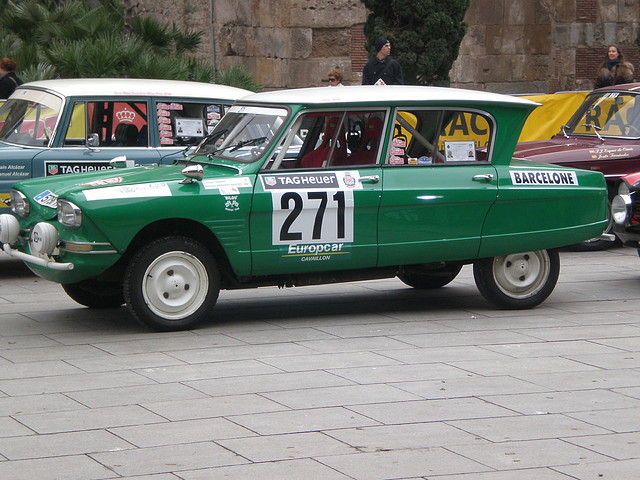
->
451, 0, 640, 93
126, 0, 639, 93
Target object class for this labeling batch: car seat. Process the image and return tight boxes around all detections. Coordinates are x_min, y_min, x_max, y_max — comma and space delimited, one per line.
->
344, 115, 384, 165
114, 123, 140, 147
301, 116, 347, 168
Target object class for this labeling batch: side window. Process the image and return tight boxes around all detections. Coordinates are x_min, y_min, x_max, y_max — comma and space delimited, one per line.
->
391, 109, 492, 165
63, 103, 87, 146
273, 110, 387, 169
155, 101, 228, 147
65, 101, 149, 148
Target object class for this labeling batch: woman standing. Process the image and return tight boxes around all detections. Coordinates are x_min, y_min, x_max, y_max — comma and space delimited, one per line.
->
0, 57, 23, 99
594, 45, 634, 89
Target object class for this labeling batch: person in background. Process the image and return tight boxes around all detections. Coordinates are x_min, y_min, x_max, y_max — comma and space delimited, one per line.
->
362, 37, 403, 85
594, 45, 634, 89
0, 57, 23, 99
327, 69, 344, 86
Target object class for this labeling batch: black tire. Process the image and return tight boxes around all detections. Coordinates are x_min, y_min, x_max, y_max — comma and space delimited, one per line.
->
473, 249, 560, 309
398, 264, 463, 289
62, 280, 125, 308
123, 236, 220, 331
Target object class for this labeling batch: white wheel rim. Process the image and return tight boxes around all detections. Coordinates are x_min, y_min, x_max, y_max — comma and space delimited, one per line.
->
141, 251, 209, 320
492, 251, 550, 299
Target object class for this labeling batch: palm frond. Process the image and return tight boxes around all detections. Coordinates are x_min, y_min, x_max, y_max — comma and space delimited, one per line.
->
214, 64, 262, 92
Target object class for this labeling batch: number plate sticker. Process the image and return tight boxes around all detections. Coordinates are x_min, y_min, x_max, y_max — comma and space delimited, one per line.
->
261, 171, 361, 246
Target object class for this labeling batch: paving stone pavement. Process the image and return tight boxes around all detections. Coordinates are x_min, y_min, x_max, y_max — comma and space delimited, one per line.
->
1, 247, 640, 479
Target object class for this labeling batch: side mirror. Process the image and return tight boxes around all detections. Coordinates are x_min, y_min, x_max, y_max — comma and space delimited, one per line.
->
180, 164, 204, 184
87, 133, 100, 147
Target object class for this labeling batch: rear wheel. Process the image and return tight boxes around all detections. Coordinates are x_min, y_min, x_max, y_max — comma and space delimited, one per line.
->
62, 280, 124, 308
124, 236, 220, 331
473, 249, 559, 309
398, 263, 463, 289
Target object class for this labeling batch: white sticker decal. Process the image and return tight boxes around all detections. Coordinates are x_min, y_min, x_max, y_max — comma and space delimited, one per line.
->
83, 182, 172, 201
34, 190, 58, 208
81, 177, 123, 187
202, 177, 253, 191
261, 172, 360, 255
271, 189, 354, 246
260, 171, 363, 191
510, 170, 579, 186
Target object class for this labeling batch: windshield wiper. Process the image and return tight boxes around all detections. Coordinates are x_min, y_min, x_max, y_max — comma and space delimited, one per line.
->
581, 123, 604, 142
560, 124, 570, 138
229, 136, 268, 152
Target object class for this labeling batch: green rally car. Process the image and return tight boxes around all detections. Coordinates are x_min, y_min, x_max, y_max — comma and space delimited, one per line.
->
0, 86, 609, 331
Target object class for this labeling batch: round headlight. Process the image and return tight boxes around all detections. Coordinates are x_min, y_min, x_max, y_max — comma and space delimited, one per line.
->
30, 222, 59, 256
611, 194, 632, 225
618, 181, 630, 196
9, 189, 29, 217
57, 200, 82, 228
0, 214, 20, 244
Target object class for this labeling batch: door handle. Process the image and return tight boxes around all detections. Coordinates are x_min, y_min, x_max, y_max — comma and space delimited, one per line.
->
360, 175, 380, 184
472, 174, 494, 182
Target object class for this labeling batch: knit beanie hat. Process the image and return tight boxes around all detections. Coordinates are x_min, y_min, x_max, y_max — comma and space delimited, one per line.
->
375, 38, 389, 53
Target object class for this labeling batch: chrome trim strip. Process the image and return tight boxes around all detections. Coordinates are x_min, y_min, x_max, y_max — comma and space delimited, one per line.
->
58, 248, 118, 255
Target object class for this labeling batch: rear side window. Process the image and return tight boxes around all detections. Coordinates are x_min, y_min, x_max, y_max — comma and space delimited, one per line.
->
155, 101, 230, 147
390, 109, 493, 165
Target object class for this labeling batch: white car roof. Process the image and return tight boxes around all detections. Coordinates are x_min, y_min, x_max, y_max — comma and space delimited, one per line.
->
16, 78, 251, 100
242, 85, 539, 107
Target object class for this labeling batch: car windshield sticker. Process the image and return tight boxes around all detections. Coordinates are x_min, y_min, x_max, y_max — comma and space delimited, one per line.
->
262, 171, 360, 262
444, 141, 476, 161
510, 170, 579, 186
202, 177, 252, 195
34, 190, 58, 208
175, 118, 204, 137
83, 182, 172, 201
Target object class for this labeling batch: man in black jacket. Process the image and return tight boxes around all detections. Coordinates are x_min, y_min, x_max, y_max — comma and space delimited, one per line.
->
362, 38, 403, 85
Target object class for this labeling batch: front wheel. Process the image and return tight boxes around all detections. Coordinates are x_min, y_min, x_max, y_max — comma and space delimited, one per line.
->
473, 249, 560, 309
124, 236, 220, 331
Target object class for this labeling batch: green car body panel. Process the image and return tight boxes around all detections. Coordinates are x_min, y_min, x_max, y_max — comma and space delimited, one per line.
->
0, 85, 609, 330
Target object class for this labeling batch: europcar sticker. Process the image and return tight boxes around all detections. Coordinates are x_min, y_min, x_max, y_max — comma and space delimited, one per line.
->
83, 182, 172, 201
510, 170, 579, 186
261, 171, 360, 262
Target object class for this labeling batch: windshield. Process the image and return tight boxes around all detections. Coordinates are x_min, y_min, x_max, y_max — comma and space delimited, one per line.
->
0, 90, 63, 147
194, 105, 288, 163
565, 91, 640, 138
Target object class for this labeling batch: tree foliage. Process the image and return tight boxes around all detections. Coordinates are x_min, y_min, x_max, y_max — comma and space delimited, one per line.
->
0, 0, 260, 91
361, 0, 470, 86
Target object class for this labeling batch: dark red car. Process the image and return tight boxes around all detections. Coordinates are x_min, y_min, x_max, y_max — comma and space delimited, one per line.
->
514, 83, 640, 250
